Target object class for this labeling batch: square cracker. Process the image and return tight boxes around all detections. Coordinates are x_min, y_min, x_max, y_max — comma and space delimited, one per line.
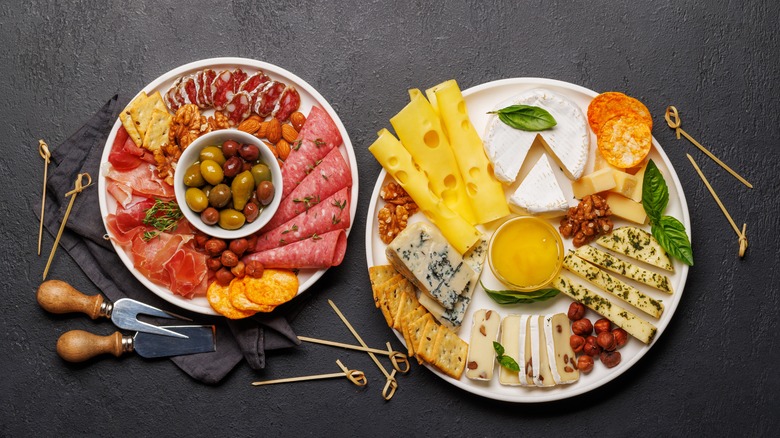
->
368, 265, 396, 308
391, 284, 418, 331
120, 110, 143, 146
417, 319, 441, 365
408, 313, 434, 364
142, 107, 172, 152
402, 305, 429, 356
376, 274, 403, 327
432, 327, 469, 379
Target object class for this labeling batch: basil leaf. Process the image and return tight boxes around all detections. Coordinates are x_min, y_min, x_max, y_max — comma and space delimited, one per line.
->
489, 105, 557, 131
484, 288, 560, 305
642, 160, 669, 224
493, 342, 520, 372
652, 216, 694, 266
493, 341, 505, 357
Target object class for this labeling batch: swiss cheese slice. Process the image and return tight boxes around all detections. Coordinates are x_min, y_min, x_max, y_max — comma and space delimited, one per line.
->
509, 154, 568, 217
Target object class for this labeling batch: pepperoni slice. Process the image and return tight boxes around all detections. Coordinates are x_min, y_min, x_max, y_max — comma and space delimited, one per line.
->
232, 68, 248, 93
211, 70, 235, 111
225, 91, 253, 126
239, 71, 270, 94
272, 86, 301, 122
253, 81, 286, 117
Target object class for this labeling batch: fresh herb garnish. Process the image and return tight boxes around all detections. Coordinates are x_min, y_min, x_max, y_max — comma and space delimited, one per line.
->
311, 233, 322, 241
331, 214, 341, 225
282, 224, 299, 235
488, 105, 557, 131
481, 281, 560, 305
292, 140, 302, 151
642, 160, 694, 266
314, 138, 326, 148
141, 199, 183, 240
332, 199, 347, 211
493, 342, 520, 372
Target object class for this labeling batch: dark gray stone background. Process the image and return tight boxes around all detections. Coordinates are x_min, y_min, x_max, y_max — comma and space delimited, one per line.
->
2, 0, 778, 436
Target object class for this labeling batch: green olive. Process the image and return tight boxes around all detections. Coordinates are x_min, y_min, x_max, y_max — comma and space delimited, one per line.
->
199, 146, 226, 166
208, 183, 232, 208
200, 159, 224, 185
185, 187, 209, 212
250, 163, 272, 185
218, 209, 246, 230
183, 162, 205, 187
231, 171, 255, 211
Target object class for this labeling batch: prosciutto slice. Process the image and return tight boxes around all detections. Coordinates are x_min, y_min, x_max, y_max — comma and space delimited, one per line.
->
108, 126, 154, 171
104, 163, 174, 199
243, 229, 347, 269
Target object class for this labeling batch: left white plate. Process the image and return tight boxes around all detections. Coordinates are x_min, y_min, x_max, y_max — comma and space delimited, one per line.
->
98, 57, 358, 315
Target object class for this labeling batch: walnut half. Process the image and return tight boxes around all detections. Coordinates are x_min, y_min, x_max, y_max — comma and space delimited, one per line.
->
377, 182, 419, 244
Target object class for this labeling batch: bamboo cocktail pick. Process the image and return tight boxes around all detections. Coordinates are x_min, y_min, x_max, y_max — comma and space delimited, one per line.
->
43, 173, 93, 279
665, 106, 753, 189
297, 336, 410, 373
687, 154, 748, 257
328, 299, 398, 400
37, 140, 52, 255
251, 359, 367, 387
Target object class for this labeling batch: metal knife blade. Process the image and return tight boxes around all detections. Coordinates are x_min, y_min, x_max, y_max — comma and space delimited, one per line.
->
133, 325, 216, 358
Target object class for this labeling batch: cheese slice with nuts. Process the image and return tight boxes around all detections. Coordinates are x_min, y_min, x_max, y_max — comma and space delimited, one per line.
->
597, 226, 674, 272
574, 245, 673, 294
465, 309, 501, 381
543, 313, 580, 384
530, 315, 555, 387
498, 315, 522, 386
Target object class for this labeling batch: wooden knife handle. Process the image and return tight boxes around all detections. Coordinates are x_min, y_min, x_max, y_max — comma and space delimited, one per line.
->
37, 280, 106, 319
56, 330, 129, 362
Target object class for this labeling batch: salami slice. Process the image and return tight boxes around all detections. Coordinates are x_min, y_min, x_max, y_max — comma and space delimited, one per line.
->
263, 147, 351, 230
225, 91, 253, 126
254, 187, 351, 252
272, 86, 301, 122
164, 81, 181, 112
279, 106, 344, 199
211, 70, 235, 111
199, 68, 217, 106
231, 68, 248, 93
243, 229, 347, 269
253, 81, 285, 117
239, 71, 270, 94
181, 75, 199, 106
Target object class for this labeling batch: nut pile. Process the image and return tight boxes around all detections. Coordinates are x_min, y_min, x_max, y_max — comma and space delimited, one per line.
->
567, 302, 627, 372
194, 233, 265, 286
377, 182, 419, 244
238, 111, 305, 166
559, 194, 614, 247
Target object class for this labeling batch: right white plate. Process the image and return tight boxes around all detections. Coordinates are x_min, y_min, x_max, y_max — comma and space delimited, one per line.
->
365, 78, 690, 402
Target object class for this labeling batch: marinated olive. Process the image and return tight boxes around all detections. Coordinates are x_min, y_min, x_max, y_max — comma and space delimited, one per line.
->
209, 183, 232, 208
218, 209, 246, 230
251, 163, 272, 185
243, 202, 260, 223
183, 163, 205, 187
231, 171, 255, 211
200, 159, 224, 185
257, 180, 275, 205
223, 156, 243, 179
199, 146, 226, 166
185, 187, 208, 212
239, 143, 260, 161
241, 161, 252, 173
222, 140, 240, 157
201, 184, 213, 199
201, 207, 219, 225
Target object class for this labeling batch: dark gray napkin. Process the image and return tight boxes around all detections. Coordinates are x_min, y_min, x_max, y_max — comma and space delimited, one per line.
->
37, 95, 302, 384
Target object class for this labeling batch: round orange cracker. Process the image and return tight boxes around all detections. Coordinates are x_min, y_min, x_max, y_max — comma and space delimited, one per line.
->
243, 269, 299, 307
587, 92, 653, 134
229, 278, 277, 312
597, 115, 653, 168
207, 280, 256, 319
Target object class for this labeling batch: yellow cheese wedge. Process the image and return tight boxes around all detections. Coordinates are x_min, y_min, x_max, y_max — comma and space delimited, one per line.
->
427, 80, 509, 224
369, 129, 481, 254
604, 192, 647, 224
390, 90, 477, 224
610, 171, 641, 202
571, 167, 616, 199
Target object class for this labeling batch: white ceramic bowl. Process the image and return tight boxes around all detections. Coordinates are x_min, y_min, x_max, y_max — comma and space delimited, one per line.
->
174, 130, 283, 239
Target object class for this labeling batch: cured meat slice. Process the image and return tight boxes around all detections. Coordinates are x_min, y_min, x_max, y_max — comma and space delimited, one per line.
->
181, 75, 199, 107
107, 181, 134, 209
104, 163, 175, 199
253, 81, 285, 117
263, 147, 351, 230
243, 229, 347, 269
108, 126, 155, 171
239, 71, 270, 94
254, 187, 351, 252
211, 70, 235, 111
164, 83, 181, 112
279, 106, 344, 199
272, 86, 301, 122
231, 68, 248, 93
225, 91, 253, 126
165, 247, 209, 297
199, 68, 217, 107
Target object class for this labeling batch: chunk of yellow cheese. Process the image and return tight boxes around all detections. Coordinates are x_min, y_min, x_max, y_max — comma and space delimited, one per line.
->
390, 90, 477, 224
571, 167, 616, 199
428, 80, 509, 224
610, 171, 642, 202
369, 129, 481, 254
604, 192, 647, 224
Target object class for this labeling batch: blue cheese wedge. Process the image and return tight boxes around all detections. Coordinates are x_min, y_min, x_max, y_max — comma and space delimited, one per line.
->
574, 245, 672, 294
509, 154, 569, 217
530, 315, 555, 387
498, 315, 522, 386
519, 315, 533, 386
596, 226, 674, 272
543, 313, 580, 385
466, 309, 501, 381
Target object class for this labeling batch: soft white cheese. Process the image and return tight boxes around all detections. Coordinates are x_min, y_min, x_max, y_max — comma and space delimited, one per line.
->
509, 154, 569, 217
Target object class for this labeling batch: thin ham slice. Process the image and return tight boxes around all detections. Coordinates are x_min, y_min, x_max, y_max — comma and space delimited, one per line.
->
243, 229, 347, 269
263, 147, 351, 231
104, 163, 175, 199
279, 106, 343, 200
254, 187, 350, 252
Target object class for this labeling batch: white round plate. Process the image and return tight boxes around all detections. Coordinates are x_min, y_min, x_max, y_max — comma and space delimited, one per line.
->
365, 78, 690, 402
99, 57, 358, 315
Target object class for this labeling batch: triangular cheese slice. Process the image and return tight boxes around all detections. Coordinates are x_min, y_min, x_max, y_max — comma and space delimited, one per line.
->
509, 154, 568, 217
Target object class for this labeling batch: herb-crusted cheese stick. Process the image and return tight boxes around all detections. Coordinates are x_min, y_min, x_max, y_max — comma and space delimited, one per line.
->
596, 226, 674, 272
575, 245, 672, 294
553, 274, 658, 344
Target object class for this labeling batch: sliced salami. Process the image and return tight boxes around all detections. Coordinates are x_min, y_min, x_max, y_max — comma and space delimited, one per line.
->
181, 75, 199, 106
254, 187, 351, 252
211, 69, 235, 111
164, 81, 181, 112
263, 147, 351, 231
199, 68, 217, 107
279, 106, 344, 199
225, 91, 253, 126
272, 86, 301, 122
231, 68, 248, 93
253, 81, 286, 117
239, 71, 270, 94
243, 229, 347, 269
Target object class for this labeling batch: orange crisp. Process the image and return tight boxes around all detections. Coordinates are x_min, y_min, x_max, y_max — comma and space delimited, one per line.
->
587, 91, 652, 134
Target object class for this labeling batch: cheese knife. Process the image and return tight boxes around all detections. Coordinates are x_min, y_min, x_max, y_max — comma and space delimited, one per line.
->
56, 325, 216, 362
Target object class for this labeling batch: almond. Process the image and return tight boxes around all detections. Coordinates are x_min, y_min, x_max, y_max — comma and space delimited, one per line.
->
281, 124, 298, 143
266, 118, 282, 144
263, 141, 279, 159
289, 111, 306, 131
277, 139, 291, 161
237, 118, 261, 134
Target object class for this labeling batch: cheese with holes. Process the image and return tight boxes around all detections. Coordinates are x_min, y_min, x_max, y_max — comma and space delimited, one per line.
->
575, 245, 672, 294
519, 315, 533, 386
509, 154, 568, 217
499, 315, 522, 386
385, 222, 475, 310
466, 309, 501, 380
530, 315, 555, 387
369, 129, 481, 254
428, 80, 509, 224
604, 192, 647, 224
543, 313, 580, 384
390, 89, 476, 224
553, 274, 658, 344
596, 226, 673, 272
610, 171, 642, 202
571, 167, 616, 199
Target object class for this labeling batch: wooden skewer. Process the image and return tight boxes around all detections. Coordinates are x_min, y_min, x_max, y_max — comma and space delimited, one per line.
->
328, 299, 398, 400
43, 173, 93, 279
666, 106, 753, 189
298, 336, 410, 373
251, 359, 367, 387
687, 154, 748, 257
37, 140, 52, 256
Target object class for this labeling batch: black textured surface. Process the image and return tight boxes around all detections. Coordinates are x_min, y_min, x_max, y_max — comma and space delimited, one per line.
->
2, 1, 779, 436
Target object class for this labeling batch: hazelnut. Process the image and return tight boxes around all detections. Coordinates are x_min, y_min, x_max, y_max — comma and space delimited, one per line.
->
206, 257, 222, 271
245, 260, 264, 278
204, 238, 227, 256
567, 302, 586, 321
229, 238, 249, 257
570, 335, 586, 353
220, 250, 239, 267
612, 328, 628, 349
597, 331, 617, 351
194, 233, 209, 248
594, 318, 612, 334
215, 268, 234, 286
583, 336, 602, 357
600, 350, 622, 368
571, 318, 593, 336
230, 261, 246, 278
577, 355, 594, 373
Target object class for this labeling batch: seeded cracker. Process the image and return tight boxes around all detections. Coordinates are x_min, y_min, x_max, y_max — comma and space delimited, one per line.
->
417, 319, 441, 364
392, 286, 418, 331
378, 274, 406, 326
368, 265, 397, 308
402, 305, 430, 356
409, 314, 434, 364
432, 328, 469, 379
